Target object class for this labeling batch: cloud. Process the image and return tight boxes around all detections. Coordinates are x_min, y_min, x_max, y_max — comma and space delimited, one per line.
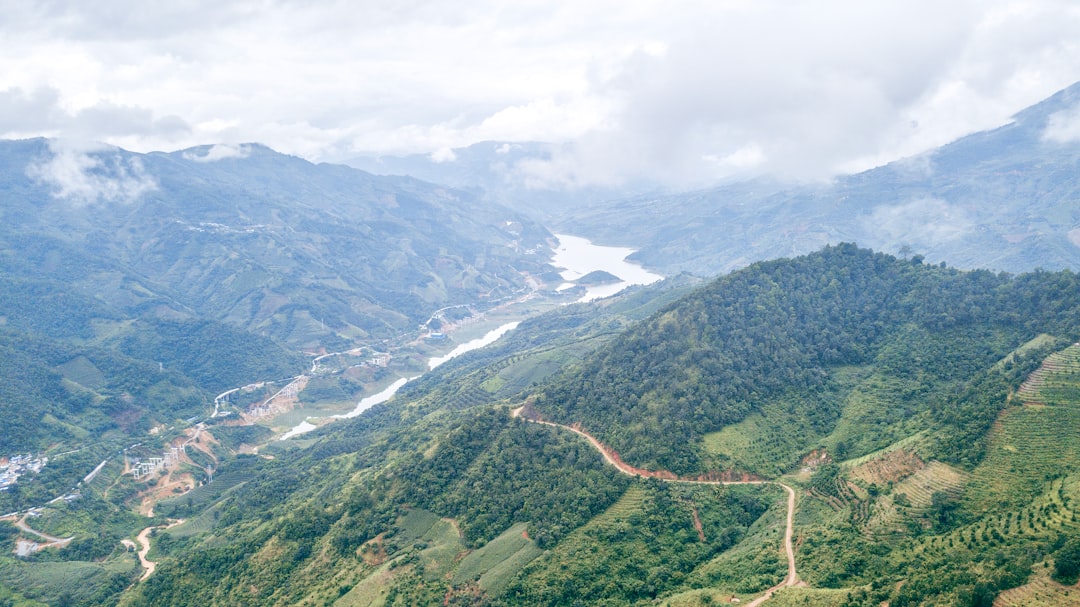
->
1043, 103, 1080, 142
0, 86, 190, 147
1, 1, 1079, 188
27, 139, 158, 205
183, 143, 252, 162
512, 1, 1080, 187
429, 147, 457, 163
0, 87, 66, 133
862, 198, 973, 251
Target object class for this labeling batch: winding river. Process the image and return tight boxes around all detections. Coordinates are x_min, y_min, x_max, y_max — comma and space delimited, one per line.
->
428, 322, 521, 369
280, 323, 521, 439
281, 234, 661, 439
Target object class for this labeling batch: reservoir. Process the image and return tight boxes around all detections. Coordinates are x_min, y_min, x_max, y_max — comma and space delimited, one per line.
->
551, 233, 663, 302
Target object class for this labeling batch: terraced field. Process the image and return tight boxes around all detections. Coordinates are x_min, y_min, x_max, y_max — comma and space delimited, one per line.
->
167, 501, 227, 538
452, 522, 542, 594
966, 404, 1080, 514
844, 441, 926, 482
862, 462, 967, 537
703, 404, 823, 477
157, 464, 257, 518
1015, 343, 1080, 406
0, 557, 136, 606
994, 566, 1080, 607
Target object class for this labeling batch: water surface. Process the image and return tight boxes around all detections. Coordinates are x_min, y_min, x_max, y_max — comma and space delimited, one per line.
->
551, 234, 662, 302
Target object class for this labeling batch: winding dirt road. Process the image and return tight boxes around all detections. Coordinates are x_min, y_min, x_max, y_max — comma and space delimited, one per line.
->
9, 516, 73, 556
513, 406, 800, 603
124, 519, 184, 581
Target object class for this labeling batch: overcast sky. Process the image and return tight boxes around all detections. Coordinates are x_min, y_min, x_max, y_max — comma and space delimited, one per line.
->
3, 0, 1080, 187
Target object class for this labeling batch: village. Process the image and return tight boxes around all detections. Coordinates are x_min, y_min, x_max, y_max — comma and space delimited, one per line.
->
0, 454, 47, 491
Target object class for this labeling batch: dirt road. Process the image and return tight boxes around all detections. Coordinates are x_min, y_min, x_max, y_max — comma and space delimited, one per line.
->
10, 516, 73, 556
513, 406, 800, 603
127, 519, 184, 581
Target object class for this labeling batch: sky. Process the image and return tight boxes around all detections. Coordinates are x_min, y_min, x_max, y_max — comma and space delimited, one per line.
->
3, 0, 1080, 188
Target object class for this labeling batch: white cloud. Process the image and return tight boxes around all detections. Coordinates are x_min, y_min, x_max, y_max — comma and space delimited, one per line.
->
429, 147, 457, 163
1043, 104, 1080, 143
183, 143, 251, 162
703, 144, 766, 173
1, 1, 1079, 188
862, 198, 973, 250
26, 139, 158, 205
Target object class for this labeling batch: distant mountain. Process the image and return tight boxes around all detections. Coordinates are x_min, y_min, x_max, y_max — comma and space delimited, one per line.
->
343, 140, 661, 218
0, 139, 553, 348
0, 138, 555, 453
557, 82, 1080, 275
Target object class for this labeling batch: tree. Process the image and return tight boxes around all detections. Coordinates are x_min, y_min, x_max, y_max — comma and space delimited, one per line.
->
1053, 536, 1080, 584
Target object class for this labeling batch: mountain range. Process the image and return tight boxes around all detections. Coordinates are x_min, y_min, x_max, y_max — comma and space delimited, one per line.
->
0, 139, 552, 348
561, 82, 1080, 275
355, 83, 1080, 277
1, 84, 1080, 607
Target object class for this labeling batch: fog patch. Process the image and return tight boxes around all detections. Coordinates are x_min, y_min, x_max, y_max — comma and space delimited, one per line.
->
27, 139, 157, 205
429, 146, 457, 163
183, 143, 252, 162
1043, 103, 1080, 143
863, 198, 973, 249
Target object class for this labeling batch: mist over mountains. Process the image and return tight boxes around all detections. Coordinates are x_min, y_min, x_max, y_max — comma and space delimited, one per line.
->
569, 81, 1080, 276
3, 77, 1080, 607
0, 138, 552, 348
353, 82, 1080, 277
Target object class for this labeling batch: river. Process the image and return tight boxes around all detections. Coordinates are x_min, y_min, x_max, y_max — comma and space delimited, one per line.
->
280, 323, 519, 439
551, 233, 663, 302
428, 322, 521, 369
281, 234, 660, 439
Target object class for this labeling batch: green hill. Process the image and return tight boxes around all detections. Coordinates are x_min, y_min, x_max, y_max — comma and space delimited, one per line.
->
92, 247, 1080, 607
531, 244, 1079, 475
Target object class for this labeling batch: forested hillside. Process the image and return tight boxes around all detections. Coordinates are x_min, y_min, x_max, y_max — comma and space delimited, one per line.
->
0, 135, 552, 482
94, 246, 1080, 607
0, 138, 552, 348
0, 278, 303, 453
532, 244, 1080, 475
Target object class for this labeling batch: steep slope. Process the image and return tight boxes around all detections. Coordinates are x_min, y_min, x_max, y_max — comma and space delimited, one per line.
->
0, 274, 302, 454
97, 247, 1080, 607
0, 136, 551, 512
531, 244, 1080, 475
560, 82, 1080, 276
0, 139, 552, 348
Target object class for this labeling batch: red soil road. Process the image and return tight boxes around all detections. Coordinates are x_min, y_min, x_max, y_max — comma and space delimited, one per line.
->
512, 406, 801, 604
124, 519, 185, 581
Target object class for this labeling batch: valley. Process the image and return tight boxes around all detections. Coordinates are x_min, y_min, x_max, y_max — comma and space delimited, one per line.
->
0, 231, 662, 561
3, 83, 1080, 606
5, 233, 1080, 607
92, 246, 1080, 607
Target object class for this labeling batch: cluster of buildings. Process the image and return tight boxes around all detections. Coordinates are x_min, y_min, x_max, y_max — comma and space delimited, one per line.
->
0, 454, 47, 491
129, 446, 183, 481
